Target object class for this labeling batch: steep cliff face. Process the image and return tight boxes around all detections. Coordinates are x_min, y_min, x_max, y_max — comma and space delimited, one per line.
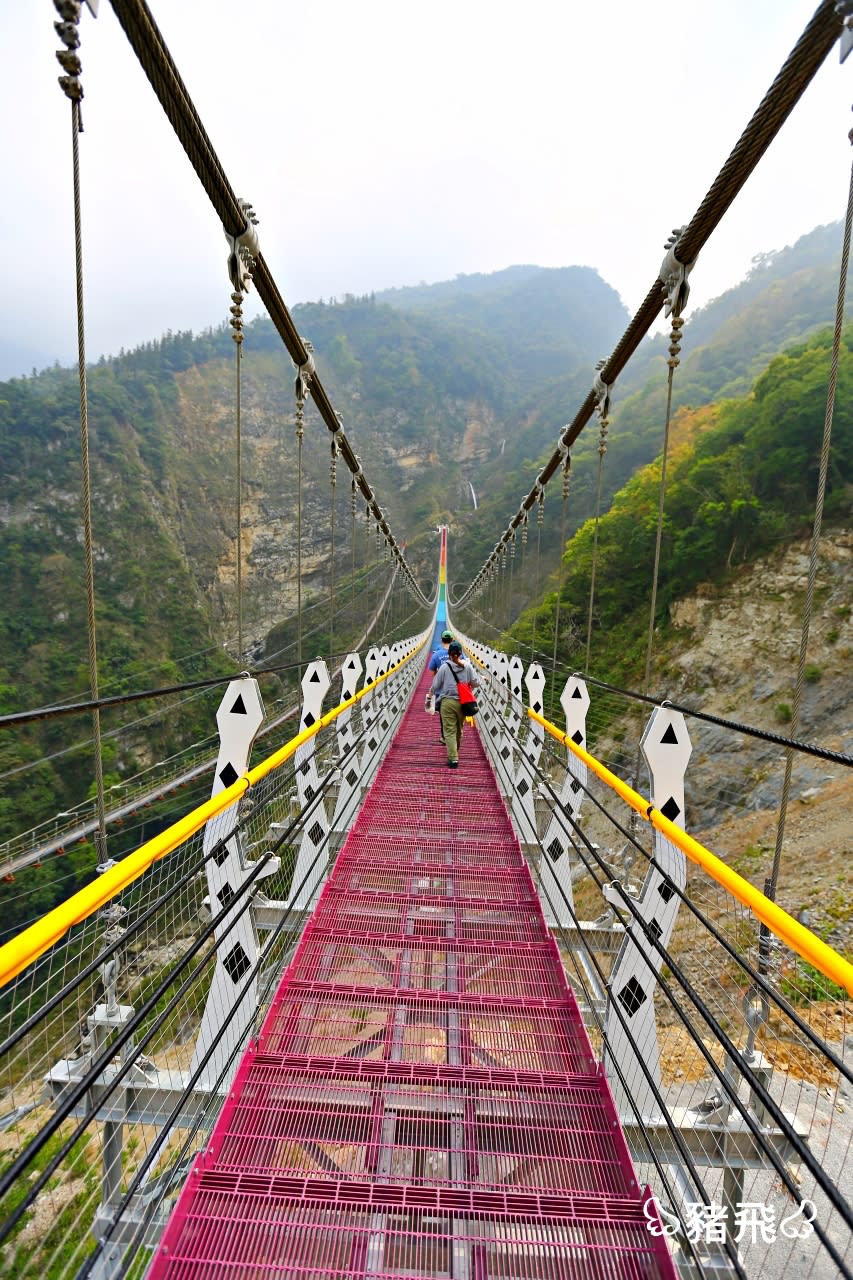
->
575, 529, 852, 952
667, 529, 851, 828
165, 353, 509, 640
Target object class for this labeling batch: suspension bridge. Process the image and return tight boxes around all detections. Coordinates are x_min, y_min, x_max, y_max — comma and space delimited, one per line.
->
1, 2, 852, 1278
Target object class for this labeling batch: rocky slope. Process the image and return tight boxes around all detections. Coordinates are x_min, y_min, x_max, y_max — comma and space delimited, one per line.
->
593, 528, 853, 952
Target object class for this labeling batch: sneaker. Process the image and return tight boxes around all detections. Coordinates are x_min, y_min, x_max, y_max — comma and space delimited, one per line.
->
447, 760, 459, 768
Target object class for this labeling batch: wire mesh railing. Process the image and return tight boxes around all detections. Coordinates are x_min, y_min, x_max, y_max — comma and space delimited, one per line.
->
460, 632, 852, 1278
0, 633, 427, 1280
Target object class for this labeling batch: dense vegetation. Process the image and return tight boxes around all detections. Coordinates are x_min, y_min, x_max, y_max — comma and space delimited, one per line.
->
499, 327, 853, 694
0, 224, 848, 921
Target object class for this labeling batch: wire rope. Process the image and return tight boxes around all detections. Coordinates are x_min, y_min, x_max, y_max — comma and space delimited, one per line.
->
642, 316, 683, 695
580, 673, 853, 767
453, 1, 844, 606
329, 439, 338, 665
531, 494, 543, 655
550, 454, 571, 710
769, 126, 853, 899
232, 287, 245, 660
510, 735, 853, 1262
295, 383, 305, 675
66, 93, 107, 865
107, 0, 428, 608
584, 405, 609, 671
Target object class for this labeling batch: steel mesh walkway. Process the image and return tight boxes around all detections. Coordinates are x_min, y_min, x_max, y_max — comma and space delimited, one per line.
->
149, 662, 677, 1278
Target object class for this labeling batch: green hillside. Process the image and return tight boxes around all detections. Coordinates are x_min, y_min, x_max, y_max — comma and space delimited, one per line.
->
492, 326, 853, 698
0, 228, 848, 865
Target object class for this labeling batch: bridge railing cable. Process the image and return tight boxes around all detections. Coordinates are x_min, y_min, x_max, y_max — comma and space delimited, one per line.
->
0, 633, 428, 1278
462, 654, 852, 1276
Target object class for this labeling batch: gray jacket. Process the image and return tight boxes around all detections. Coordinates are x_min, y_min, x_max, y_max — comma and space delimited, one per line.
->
430, 658, 479, 701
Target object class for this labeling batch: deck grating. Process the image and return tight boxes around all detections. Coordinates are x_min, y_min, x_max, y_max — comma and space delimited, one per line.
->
148, 651, 677, 1277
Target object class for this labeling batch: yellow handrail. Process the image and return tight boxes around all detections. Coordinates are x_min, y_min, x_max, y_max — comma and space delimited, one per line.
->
0, 641, 427, 990
529, 708, 853, 998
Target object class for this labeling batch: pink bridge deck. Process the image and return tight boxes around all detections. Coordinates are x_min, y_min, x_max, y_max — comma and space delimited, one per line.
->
149, 662, 677, 1278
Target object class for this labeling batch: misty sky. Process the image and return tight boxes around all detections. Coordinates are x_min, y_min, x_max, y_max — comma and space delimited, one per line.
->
2, 1, 851, 381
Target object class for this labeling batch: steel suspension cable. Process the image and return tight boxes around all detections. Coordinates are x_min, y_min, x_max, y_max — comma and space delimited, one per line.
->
63, 80, 108, 865
629, 313, 685, 791
295, 382, 306, 674
351, 479, 357, 633
580, 672, 853, 767
518, 737, 853, 1261
558, 740, 853, 1081
641, 315, 683, 694
531, 496, 543, 655
769, 125, 853, 900
550, 454, 571, 709
329, 440, 338, 662
107, 0, 427, 607
584, 406, 609, 671
230, 287, 246, 659
453, 1, 844, 606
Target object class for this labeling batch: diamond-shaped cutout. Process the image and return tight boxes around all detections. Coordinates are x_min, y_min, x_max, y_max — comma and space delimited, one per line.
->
500, 747, 510, 760
229, 694, 247, 715
368, 738, 377, 751
658, 880, 675, 903
647, 918, 662, 942
308, 821, 324, 846
617, 975, 648, 1017
533, 700, 542, 713
223, 942, 251, 985
346, 769, 358, 786
518, 779, 529, 797
214, 843, 231, 867
571, 730, 583, 745
305, 784, 315, 802
219, 762, 239, 789
217, 880, 235, 906
660, 796, 681, 822
570, 778, 582, 794
547, 837, 564, 863
302, 711, 316, 729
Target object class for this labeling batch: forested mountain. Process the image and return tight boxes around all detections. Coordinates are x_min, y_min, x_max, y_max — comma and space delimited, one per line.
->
0, 221, 849, 863
377, 264, 628, 385
497, 325, 853, 693
445, 222, 852, 592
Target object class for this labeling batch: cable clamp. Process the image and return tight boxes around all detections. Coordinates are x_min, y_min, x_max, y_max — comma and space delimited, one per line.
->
225, 198, 260, 292
659, 226, 696, 318
837, 2, 853, 62
592, 360, 612, 418
294, 343, 315, 401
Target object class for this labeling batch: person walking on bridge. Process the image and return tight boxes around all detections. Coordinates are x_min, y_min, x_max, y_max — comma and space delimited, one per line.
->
428, 629, 453, 742
428, 641, 479, 768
